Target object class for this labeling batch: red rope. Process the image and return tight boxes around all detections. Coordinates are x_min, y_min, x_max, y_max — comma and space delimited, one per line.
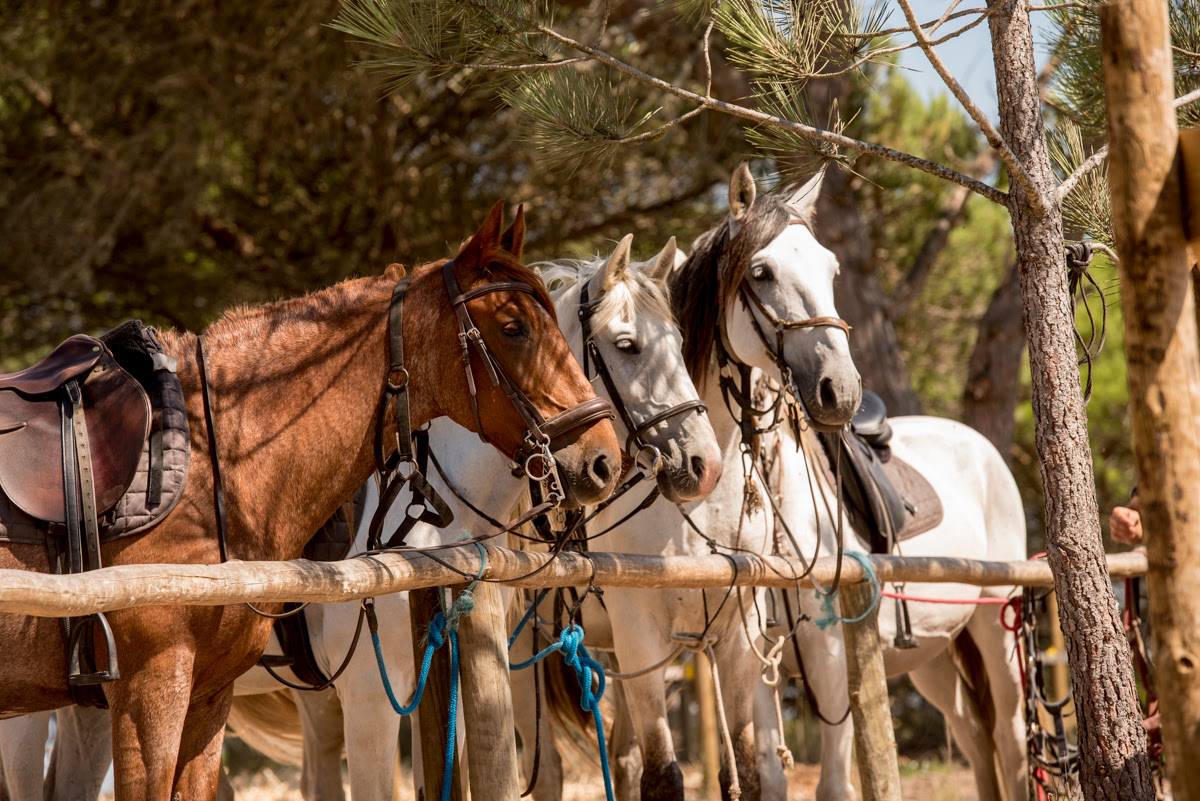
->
881, 590, 1011, 605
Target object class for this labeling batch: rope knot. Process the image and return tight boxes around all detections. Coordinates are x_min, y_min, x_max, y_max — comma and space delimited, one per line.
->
426, 612, 447, 649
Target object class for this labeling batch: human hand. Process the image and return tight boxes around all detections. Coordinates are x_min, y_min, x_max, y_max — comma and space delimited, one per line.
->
1109, 503, 1143, 546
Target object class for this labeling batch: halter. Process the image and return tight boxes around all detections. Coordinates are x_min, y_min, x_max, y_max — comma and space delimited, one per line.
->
368, 260, 614, 550
578, 279, 707, 478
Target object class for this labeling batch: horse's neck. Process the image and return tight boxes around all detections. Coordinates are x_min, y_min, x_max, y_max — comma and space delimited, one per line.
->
172, 275, 415, 561
699, 357, 755, 458
422, 420, 526, 541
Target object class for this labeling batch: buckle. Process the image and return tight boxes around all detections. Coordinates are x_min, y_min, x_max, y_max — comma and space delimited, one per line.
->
633, 444, 663, 479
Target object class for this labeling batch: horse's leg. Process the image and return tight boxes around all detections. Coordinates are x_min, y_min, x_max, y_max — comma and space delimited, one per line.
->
616, 667, 682, 801
172, 688, 235, 801
752, 683, 786, 801
339, 651, 405, 800
293, 688, 347, 801
908, 649, 1002, 801
788, 621, 856, 801
609, 677, 642, 801
966, 609, 1028, 801
509, 639, 562, 801
47, 705, 111, 801
711, 637, 762, 801
0, 712, 49, 801
108, 672, 192, 801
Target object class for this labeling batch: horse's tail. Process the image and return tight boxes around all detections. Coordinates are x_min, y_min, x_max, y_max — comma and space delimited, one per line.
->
226, 691, 305, 766
951, 627, 996, 749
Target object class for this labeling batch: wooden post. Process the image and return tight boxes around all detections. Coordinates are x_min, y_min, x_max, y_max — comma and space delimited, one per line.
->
839, 581, 901, 801
409, 587, 466, 801
456, 580, 522, 801
1102, 2, 1200, 798
695, 650, 721, 801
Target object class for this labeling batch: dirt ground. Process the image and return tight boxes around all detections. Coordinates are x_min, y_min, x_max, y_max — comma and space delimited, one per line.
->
211, 759, 981, 800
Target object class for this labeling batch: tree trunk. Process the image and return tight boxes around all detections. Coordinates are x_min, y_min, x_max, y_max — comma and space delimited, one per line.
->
1102, 1, 1200, 796
961, 258, 1024, 461
985, 0, 1156, 797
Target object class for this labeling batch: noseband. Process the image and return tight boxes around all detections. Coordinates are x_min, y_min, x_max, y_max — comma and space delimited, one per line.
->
578, 280, 707, 477
731, 218, 851, 389
369, 260, 614, 550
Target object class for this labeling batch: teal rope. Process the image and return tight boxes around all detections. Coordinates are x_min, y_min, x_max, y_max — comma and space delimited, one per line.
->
814, 551, 881, 630
509, 623, 614, 801
367, 540, 488, 801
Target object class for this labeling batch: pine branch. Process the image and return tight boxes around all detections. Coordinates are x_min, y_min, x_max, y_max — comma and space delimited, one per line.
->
460, 0, 1008, 205
894, 0, 1045, 214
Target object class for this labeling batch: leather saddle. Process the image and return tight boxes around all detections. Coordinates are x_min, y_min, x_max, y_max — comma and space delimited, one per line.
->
0, 335, 150, 525
0, 333, 152, 699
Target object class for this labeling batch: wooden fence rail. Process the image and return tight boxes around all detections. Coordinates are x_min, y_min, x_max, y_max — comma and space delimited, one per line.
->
0, 547, 1148, 617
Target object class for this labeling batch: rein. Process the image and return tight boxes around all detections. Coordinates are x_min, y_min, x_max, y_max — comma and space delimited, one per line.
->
367, 261, 614, 552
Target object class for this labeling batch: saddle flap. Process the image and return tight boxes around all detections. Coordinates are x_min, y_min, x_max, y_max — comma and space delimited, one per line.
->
0, 348, 151, 523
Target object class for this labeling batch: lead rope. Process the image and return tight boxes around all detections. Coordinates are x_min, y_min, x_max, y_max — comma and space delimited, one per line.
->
366, 541, 486, 801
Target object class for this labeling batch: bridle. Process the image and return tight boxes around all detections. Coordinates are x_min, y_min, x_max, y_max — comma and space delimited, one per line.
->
578, 278, 707, 480
722, 219, 851, 421
369, 260, 614, 550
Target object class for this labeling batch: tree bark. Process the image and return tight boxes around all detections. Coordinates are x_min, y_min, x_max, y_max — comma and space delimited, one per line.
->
985, 0, 1156, 797
1102, 1, 1200, 797
961, 258, 1024, 461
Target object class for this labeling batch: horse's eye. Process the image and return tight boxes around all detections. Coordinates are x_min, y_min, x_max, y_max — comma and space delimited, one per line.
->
615, 338, 640, 354
750, 264, 772, 281
502, 322, 525, 338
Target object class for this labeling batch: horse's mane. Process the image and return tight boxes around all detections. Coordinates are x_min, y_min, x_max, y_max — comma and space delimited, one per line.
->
534, 254, 674, 331
671, 194, 792, 381
192, 244, 555, 348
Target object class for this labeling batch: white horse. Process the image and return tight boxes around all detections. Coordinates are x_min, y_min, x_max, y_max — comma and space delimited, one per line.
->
753, 416, 1028, 801
0, 233, 722, 801
229, 232, 724, 800
521, 164, 863, 801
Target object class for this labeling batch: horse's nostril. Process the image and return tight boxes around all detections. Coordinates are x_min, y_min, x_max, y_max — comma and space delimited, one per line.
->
819, 377, 837, 410
690, 455, 705, 482
591, 454, 612, 485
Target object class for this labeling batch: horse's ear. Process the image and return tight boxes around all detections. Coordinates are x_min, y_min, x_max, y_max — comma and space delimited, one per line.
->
500, 203, 526, 261
728, 161, 757, 229
458, 200, 506, 271
647, 236, 677, 283
602, 234, 634, 292
783, 170, 825, 224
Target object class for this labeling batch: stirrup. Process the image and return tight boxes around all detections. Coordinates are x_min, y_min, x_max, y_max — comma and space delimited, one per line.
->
892, 597, 920, 650
67, 612, 120, 685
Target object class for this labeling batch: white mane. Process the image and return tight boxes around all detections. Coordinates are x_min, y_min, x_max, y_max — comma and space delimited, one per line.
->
534, 256, 675, 331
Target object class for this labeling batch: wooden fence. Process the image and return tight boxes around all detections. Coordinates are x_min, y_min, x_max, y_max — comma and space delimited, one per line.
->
0, 548, 1150, 801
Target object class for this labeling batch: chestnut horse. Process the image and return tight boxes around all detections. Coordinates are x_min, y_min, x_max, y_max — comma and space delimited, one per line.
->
0, 201, 620, 800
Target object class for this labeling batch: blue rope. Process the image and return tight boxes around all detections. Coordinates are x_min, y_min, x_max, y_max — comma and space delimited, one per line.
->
814, 551, 881, 630
509, 622, 614, 801
366, 540, 488, 801
508, 588, 550, 649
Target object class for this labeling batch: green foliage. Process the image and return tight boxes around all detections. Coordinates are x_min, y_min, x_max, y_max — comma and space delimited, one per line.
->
1047, 122, 1113, 246
499, 70, 658, 170
847, 71, 1011, 417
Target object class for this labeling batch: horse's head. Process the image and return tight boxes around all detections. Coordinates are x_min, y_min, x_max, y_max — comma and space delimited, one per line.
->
412, 201, 621, 506
674, 163, 861, 430
539, 235, 722, 503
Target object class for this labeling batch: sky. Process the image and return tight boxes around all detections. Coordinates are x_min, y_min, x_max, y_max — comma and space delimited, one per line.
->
892, 0, 1058, 124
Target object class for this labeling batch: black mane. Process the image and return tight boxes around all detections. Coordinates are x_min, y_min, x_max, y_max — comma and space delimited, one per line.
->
670, 193, 792, 381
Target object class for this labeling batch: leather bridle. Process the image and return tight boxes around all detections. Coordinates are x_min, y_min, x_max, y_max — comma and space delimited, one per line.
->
369, 260, 614, 550
578, 279, 707, 479
725, 219, 851, 411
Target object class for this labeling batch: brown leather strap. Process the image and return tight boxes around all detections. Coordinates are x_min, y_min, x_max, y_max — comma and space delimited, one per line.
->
197, 336, 229, 563
68, 382, 102, 570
